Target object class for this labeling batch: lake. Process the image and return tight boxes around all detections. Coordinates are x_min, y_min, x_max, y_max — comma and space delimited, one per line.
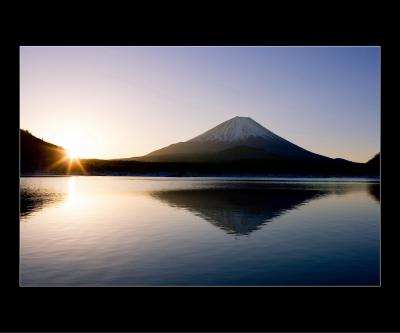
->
20, 176, 380, 286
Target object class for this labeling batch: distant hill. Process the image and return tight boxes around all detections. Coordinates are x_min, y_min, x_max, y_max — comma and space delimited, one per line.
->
20, 129, 67, 173
365, 153, 380, 175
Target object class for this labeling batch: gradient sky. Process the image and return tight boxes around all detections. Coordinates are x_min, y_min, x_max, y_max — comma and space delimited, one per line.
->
20, 46, 380, 162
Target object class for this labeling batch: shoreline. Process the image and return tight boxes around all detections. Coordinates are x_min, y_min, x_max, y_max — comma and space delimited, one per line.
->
20, 173, 380, 181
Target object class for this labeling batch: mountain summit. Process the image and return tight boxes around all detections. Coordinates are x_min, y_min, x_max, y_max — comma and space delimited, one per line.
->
132, 116, 330, 163
189, 116, 276, 143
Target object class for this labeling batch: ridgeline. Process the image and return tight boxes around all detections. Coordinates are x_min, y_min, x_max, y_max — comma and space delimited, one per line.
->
20, 129, 380, 177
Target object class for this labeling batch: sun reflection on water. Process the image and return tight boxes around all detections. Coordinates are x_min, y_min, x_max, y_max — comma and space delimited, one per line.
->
68, 177, 77, 204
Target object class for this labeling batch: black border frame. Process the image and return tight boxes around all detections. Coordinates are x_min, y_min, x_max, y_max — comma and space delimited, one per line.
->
3, 15, 398, 332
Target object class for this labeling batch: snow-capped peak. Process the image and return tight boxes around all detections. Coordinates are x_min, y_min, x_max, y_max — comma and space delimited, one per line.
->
188, 116, 278, 143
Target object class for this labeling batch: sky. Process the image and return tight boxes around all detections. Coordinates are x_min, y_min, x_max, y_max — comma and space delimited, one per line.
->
20, 46, 380, 162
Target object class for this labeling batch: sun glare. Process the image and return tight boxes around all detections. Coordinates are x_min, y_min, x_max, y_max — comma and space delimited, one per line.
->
67, 149, 79, 160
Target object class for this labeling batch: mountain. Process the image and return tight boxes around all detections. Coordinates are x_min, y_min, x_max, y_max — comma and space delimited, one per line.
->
131, 116, 334, 163
365, 152, 380, 175
366, 152, 380, 165
20, 129, 67, 173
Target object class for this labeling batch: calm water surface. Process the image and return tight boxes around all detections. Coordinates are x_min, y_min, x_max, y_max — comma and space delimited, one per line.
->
20, 176, 380, 286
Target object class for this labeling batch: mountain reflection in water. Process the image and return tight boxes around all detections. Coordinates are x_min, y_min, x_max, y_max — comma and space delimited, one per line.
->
152, 189, 325, 235
150, 182, 364, 235
20, 178, 379, 236
367, 183, 380, 202
20, 187, 65, 218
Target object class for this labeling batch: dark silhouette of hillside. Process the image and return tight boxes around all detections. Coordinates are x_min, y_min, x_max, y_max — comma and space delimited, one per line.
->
365, 153, 380, 175
78, 158, 370, 176
20, 129, 68, 173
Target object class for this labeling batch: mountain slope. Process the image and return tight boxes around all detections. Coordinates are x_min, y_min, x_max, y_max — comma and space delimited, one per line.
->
20, 129, 67, 173
365, 153, 380, 175
132, 116, 332, 162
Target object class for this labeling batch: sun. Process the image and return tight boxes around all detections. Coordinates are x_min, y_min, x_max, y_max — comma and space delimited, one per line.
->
67, 148, 79, 160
